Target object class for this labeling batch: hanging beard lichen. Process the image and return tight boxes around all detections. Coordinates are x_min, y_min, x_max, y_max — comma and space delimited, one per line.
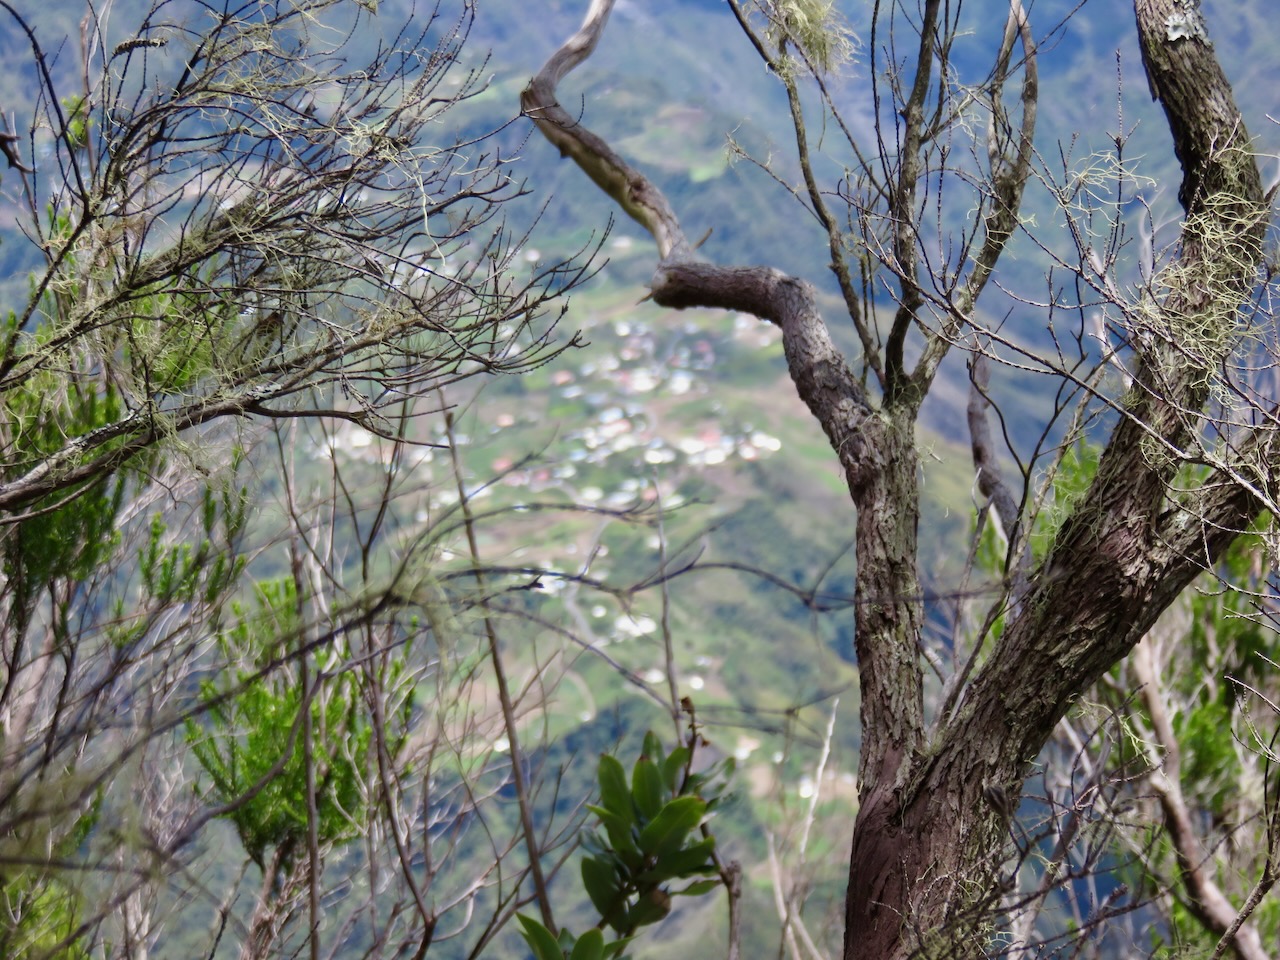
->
766, 0, 856, 75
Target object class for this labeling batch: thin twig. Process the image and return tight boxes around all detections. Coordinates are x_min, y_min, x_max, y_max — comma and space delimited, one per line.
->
444, 400, 556, 935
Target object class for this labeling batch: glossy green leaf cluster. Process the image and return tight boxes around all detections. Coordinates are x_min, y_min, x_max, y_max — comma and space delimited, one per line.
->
519, 729, 733, 959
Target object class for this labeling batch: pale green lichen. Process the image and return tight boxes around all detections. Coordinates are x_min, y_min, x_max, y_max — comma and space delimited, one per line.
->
767, 0, 857, 75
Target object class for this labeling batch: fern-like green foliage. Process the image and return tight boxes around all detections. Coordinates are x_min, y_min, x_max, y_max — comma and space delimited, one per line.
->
0, 795, 100, 960
189, 672, 369, 869
0, 347, 126, 636
137, 481, 248, 610
1031, 440, 1101, 559
185, 576, 407, 873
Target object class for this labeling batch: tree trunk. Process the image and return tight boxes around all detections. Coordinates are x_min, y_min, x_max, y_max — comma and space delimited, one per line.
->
525, 1, 1271, 956
839, 1, 1268, 954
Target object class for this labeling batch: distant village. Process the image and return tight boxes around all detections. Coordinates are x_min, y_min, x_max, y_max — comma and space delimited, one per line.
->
318, 269, 786, 513
310, 275, 794, 761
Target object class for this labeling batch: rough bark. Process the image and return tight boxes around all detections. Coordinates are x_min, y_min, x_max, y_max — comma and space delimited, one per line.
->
851, 2, 1268, 953
525, 1, 1271, 957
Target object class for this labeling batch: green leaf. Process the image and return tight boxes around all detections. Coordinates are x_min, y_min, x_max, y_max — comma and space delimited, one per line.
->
587, 805, 639, 857
662, 747, 690, 794
568, 928, 605, 960
580, 829, 610, 857
687, 757, 735, 805
598, 754, 634, 823
674, 878, 721, 897
517, 914, 565, 960
631, 757, 665, 821
641, 731, 666, 769
637, 796, 706, 858
602, 938, 634, 959
582, 855, 623, 921
637, 837, 718, 884
625, 888, 672, 930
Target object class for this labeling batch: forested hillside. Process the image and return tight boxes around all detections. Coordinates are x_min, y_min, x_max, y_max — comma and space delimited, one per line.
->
2, 2, 1279, 959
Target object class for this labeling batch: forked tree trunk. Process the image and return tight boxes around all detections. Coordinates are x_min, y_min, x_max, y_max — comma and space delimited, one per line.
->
525, 1, 1271, 957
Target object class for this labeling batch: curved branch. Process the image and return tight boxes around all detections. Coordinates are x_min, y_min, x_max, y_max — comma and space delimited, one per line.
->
524, 0, 926, 801
966, 351, 1025, 589
1133, 641, 1271, 960
520, 0, 690, 261
522, 2, 878, 479
739, 0, 885, 391
1135, 0, 1264, 219
914, 0, 1039, 392
0, 129, 32, 173
882, 0, 942, 398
